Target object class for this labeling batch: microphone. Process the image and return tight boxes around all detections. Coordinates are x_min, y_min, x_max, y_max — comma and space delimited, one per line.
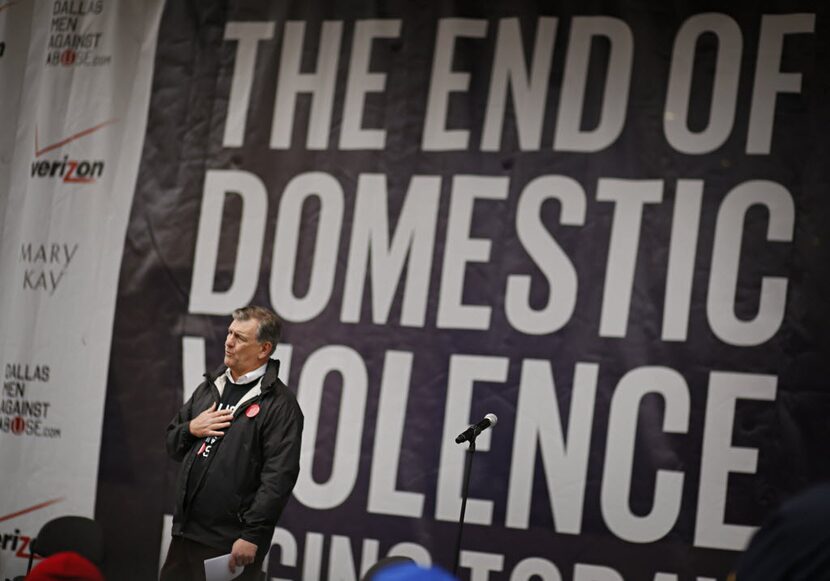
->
455, 413, 498, 444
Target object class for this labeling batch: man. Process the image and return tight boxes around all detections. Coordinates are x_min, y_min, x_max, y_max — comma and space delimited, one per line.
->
161, 306, 303, 580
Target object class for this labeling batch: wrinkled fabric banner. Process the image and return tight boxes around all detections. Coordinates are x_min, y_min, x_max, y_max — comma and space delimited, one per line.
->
98, 1, 830, 580
0, 0, 164, 578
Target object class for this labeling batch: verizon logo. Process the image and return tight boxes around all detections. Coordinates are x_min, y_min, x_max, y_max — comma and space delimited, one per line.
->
0, 0, 19, 13
0, 498, 64, 562
30, 156, 104, 183
31, 119, 115, 184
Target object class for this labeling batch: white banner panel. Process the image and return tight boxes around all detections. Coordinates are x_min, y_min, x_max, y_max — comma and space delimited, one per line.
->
0, 0, 164, 577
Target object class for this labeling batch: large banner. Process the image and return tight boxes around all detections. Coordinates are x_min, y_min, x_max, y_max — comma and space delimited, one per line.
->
3, 1, 830, 580
0, 0, 163, 579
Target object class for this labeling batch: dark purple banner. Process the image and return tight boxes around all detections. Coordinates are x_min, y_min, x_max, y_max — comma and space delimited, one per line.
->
98, 1, 830, 580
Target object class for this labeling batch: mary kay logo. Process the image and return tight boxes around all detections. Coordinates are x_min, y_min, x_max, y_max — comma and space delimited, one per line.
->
30, 120, 115, 184
20, 242, 79, 294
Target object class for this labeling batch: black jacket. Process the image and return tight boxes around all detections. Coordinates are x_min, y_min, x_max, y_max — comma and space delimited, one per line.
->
166, 359, 303, 551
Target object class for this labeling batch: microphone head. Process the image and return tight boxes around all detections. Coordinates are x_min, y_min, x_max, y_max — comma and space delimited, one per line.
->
485, 413, 498, 427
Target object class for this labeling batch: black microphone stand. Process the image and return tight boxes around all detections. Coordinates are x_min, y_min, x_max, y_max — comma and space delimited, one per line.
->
452, 436, 477, 576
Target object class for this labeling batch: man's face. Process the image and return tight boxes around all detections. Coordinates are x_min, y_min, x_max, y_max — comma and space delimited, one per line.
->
224, 318, 270, 379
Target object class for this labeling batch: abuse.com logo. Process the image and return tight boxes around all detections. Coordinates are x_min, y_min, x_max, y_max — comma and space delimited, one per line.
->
29, 119, 116, 185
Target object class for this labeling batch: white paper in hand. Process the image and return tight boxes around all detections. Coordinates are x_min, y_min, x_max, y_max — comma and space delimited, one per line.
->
204, 553, 238, 581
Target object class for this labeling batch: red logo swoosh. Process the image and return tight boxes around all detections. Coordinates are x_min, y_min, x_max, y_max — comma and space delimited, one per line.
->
0, 498, 64, 523
35, 119, 118, 158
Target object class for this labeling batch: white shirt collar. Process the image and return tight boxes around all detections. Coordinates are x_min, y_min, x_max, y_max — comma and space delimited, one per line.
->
225, 362, 268, 385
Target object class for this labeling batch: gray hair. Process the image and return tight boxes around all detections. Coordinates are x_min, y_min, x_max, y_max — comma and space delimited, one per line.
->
232, 305, 282, 354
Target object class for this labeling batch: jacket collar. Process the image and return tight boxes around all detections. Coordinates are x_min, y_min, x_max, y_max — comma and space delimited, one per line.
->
205, 359, 281, 393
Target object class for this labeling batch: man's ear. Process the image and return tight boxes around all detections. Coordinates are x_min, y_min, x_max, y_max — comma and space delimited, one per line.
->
260, 342, 273, 360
